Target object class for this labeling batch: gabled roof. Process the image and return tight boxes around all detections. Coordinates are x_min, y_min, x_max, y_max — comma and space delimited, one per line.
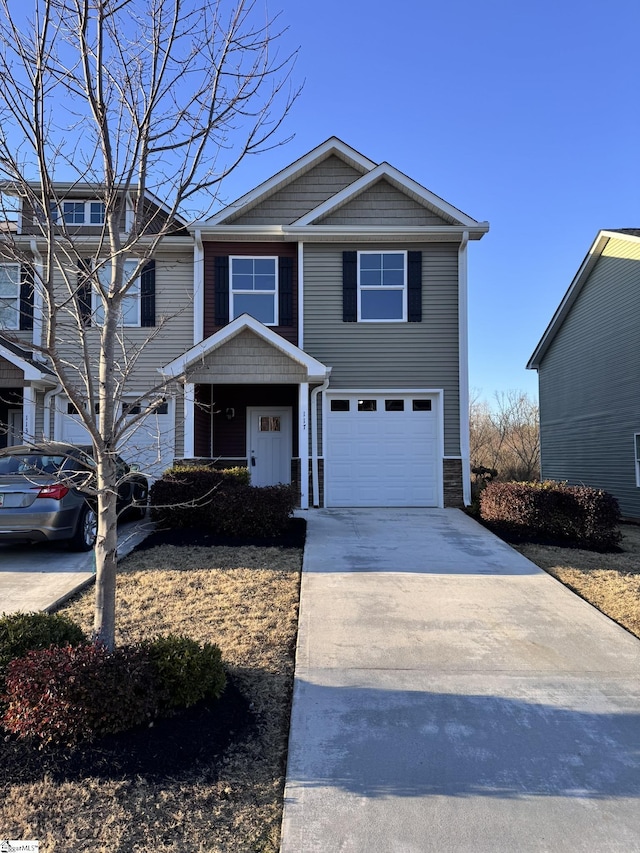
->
207, 138, 375, 225
203, 137, 488, 239
160, 314, 330, 382
527, 229, 640, 369
0, 334, 56, 382
292, 162, 480, 228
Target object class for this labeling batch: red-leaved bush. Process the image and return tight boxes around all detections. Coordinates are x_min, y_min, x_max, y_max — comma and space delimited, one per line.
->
479, 480, 621, 550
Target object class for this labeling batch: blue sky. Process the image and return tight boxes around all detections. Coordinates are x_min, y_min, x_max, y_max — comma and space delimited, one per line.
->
215, 0, 640, 401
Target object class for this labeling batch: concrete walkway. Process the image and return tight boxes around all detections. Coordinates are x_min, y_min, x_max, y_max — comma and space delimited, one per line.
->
0, 519, 152, 614
280, 509, 640, 853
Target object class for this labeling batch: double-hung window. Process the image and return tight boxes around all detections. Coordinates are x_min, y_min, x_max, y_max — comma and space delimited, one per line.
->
94, 259, 140, 326
230, 257, 278, 325
0, 263, 20, 329
358, 251, 407, 321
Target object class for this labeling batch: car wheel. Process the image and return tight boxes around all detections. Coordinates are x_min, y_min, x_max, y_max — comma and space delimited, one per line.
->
69, 504, 97, 552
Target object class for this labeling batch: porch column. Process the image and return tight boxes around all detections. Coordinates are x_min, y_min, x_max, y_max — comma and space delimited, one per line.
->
183, 382, 195, 458
22, 386, 36, 443
298, 382, 309, 509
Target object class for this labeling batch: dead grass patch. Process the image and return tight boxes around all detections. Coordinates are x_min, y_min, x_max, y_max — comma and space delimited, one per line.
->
516, 524, 640, 639
0, 543, 302, 853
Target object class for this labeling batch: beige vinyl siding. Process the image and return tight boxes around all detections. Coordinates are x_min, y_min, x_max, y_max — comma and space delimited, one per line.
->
46, 248, 194, 391
538, 236, 640, 517
303, 243, 461, 455
187, 329, 308, 384
0, 358, 25, 384
318, 179, 451, 227
225, 156, 364, 225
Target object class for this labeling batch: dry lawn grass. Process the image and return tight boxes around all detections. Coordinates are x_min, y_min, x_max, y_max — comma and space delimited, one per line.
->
516, 524, 640, 639
0, 543, 302, 853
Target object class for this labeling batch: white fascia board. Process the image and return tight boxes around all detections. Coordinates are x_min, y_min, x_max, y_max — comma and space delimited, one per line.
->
191, 224, 489, 242
527, 231, 612, 370
0, 343, 52, 382
292, 163, 485, 229
160, 313, 330, 381
206, 138, 377, 225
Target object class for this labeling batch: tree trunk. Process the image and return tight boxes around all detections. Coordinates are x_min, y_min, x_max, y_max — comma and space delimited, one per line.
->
93, 458, 119, 650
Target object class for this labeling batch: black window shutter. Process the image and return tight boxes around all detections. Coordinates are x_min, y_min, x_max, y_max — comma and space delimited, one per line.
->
342, 251, 357, 322
141, 260, 156, 327
278, 256, 293, 326
214, 256, 229, 326
77, 259, 92, 327
407, 251, 422, 322
19, 264, 34, 331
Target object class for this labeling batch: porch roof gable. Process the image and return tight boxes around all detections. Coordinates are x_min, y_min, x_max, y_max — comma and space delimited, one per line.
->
160, 314, 330, 382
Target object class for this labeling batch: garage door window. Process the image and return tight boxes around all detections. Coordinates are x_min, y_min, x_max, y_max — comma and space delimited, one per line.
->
385, 400, 404, 411
331, 400, 350, 412
413, 400, 432, 411
357, 399, 377, 411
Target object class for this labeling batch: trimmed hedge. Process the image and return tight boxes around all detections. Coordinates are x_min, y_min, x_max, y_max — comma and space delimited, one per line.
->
0, 611, 87, 683
479, 480, 621, 549
2, 635, 227, 745
149, 465, 296, 537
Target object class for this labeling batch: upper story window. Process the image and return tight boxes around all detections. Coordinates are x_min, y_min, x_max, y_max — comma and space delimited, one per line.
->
230, 257, 278, 325
60, 200, 106, 226
0, 263, 20, 329
93, 259, 141, 326
358, 252, 407, 322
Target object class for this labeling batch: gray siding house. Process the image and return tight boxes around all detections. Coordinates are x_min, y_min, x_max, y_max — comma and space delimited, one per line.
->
528, 229, 640, 518
163, 138, 489, 508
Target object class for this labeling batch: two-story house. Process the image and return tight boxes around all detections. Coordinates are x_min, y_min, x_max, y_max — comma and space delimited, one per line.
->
0, 184, 193, 477
0, 138, 488, 508
162, 138, 489, 508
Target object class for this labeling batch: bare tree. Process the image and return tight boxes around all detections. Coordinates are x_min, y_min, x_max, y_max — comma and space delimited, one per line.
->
0, 0, 298, 648
470, 390, 540, 486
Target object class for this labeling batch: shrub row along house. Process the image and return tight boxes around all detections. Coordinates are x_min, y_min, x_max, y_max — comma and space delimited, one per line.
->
528, 229, 640, 519
0, 138, 489, 508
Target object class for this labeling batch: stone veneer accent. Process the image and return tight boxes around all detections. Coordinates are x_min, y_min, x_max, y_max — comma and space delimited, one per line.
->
443, 458, 464, 507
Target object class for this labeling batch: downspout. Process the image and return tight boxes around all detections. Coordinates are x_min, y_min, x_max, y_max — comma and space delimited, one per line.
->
458, 230, 471, 506
43, 384, 63, 440
297, 240, 304, 349
193, 229, 204, 345
311, 370, 331, 508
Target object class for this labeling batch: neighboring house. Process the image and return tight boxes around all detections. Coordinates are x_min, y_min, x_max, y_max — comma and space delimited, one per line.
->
163, 137, 489, 508
528, 229, 640, 518
0, 184, 194, 477
0, 138, 489, 507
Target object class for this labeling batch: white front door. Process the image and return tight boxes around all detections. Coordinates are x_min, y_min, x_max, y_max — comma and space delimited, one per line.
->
247, 407, 292, 486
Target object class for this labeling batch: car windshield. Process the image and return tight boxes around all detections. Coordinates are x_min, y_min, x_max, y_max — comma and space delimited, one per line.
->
0, 454, 67, 476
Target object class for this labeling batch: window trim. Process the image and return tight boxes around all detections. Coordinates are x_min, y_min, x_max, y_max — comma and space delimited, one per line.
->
229, 255, 279, 326
0, 262, 21, 330
357, 250, 407, 323
92, 259, 141, 327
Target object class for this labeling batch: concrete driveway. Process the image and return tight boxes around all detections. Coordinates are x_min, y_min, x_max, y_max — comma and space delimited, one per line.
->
0, 519, 152, 613
281, 508, 640, 853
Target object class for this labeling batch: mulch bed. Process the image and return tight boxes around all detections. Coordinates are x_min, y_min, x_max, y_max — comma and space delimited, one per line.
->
1, 517, 305, 786
136, 516, 307, 551
0, 675, 252, 785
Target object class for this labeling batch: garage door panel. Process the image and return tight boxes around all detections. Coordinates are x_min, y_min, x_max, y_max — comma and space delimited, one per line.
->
326, 394, 440, 507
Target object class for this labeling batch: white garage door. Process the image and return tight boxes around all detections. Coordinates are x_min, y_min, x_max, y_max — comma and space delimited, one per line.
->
325, 393, 440, 507
56, 397, 175, 480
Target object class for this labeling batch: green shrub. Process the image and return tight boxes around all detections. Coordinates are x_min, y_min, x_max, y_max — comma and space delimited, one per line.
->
143, 634, 226, 712
2, 642, 159, 744
0, 611, 87, 682
150, 466, 296, 537
479, 480, 621, 549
